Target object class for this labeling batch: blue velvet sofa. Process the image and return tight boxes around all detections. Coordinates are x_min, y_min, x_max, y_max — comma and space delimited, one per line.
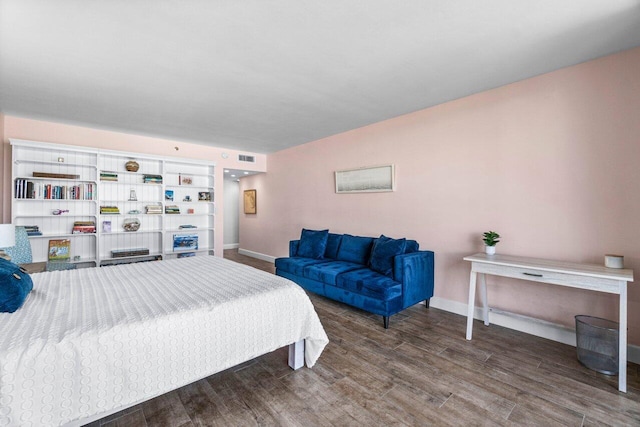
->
275, 229, 434, 328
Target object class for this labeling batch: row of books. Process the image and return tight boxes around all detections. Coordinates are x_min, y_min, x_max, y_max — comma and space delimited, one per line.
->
15, 180, 95, 200
100, 171, 118, 181
100, 206, 120, 214
72, 220, 96, 234
143, 174, 163, 184
24, 225, 42, 236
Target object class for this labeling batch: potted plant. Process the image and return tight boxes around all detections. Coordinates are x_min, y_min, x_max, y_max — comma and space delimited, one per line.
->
482, 231, 500, 255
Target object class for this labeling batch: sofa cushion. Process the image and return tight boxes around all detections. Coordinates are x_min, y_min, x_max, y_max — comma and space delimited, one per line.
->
369, 235, 407, 277
297, 228, 329, 259
304, 260, 362, 285
405, 240, 419, 254
275, 257, 327, 276
336, 234, 374, 265
324, 233, 343, 259
0, 258, 33, 313
335, 268, 403, 301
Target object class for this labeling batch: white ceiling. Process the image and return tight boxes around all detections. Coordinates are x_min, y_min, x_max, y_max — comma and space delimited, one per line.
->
1, 1, 640, 154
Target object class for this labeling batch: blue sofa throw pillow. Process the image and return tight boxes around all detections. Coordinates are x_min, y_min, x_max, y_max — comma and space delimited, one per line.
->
297, 228, 329, 259
324, 233, 343, 259
336, 234, 374, 265
0, 258, 33, 313
369, 235, 407, 277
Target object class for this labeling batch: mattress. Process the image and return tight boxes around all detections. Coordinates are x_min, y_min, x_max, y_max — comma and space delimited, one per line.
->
0, 256, 328, 426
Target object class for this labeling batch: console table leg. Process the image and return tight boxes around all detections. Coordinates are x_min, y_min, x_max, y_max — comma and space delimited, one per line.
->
479, 273, 490, 326
466, 271, 477, 340
619, 282, 627, 393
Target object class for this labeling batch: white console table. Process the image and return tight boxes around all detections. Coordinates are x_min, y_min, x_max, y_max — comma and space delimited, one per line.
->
464, 253, 634, 393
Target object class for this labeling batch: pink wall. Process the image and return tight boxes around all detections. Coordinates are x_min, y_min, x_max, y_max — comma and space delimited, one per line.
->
1, 117, 267, 255
240, 47, 640, 344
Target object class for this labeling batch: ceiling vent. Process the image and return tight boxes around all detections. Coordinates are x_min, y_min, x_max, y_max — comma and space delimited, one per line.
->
238, 154, 255, 163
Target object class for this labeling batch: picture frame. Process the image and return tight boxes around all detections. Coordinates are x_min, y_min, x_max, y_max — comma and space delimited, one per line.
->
198, 191, 211, 201
335, 164, 395, 193
48, 239, 71, 261
179, 175, 193, 185
165, 190, 174, 201
244, 189, 257, 214
173, 234, 198, 252
102, 220, 112, 233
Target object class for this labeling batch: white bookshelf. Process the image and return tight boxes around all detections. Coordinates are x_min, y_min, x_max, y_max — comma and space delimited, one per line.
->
10, 139, 216, 267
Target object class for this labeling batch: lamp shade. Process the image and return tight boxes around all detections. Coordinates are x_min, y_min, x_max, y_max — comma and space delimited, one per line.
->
0, 224, 16, 248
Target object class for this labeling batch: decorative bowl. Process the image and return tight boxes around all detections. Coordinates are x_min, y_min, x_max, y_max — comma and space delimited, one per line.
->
123, 218, 141, 232
125, 160, 139, 172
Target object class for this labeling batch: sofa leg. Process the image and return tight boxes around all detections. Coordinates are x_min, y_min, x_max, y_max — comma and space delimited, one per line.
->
383, 316, 389, 329
425, 299, 430, 308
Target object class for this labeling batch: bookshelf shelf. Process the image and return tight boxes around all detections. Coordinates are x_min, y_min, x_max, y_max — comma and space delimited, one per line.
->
11, 139, 216, 266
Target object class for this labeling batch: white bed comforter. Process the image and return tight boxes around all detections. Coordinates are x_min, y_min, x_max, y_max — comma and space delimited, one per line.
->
0, 256, 328, 427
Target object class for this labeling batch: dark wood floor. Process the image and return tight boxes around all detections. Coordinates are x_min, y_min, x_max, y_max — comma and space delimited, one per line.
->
89, 250, 640, 426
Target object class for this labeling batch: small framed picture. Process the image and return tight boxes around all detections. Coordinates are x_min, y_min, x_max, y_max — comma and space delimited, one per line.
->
179, 175, 193, 185
165, 190, 174, 201
48, 239, 71, 261
102, 220, 112, 233
244, 189, 256, 214
198, 191, 211, 201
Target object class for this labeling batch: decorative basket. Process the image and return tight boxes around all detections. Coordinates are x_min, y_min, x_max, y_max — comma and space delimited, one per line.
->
123, 218, 141, 232
125, 160, 139, 172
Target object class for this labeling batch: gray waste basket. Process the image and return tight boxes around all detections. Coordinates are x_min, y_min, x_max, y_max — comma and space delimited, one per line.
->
575, 315, 619, 375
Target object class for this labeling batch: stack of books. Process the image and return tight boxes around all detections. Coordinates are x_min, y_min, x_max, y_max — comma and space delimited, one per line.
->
24, 225, 42, 236
143, 174, 163, 184
100, 206, 120, 214
100, 171, 118, 182
178, 225, 197, 229
111, 248, 150, 258
146, 205, 162, 214
14, 180, 95, 200
165, 205, 180, 214
72, 221, 96, 234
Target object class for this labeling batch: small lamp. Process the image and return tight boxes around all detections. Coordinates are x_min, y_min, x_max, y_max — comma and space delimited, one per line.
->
0, 224, 16, 261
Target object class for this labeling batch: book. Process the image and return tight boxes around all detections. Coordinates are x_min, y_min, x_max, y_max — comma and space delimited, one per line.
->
165, 205, 180, 214
165, 190, 174, 201
173, 234, 198, 251
111, 248, 150, 258
48, 239, 71, 261
33, 172, 80, 179
102, 221, 111, 232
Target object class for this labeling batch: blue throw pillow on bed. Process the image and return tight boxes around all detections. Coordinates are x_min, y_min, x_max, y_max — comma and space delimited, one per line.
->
0, 258, 33, 313
297, 228, 329, 259
369, 235, 407, 277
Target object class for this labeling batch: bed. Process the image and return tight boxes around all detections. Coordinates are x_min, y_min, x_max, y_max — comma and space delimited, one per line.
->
0, 256, 329, 427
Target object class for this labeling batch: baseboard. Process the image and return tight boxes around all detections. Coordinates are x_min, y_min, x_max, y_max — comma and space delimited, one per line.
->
237, 248, 276, 264
429, 297, 640, 365
223, 243, 239, 250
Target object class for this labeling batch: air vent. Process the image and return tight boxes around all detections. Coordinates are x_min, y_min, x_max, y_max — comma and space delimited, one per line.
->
238, 154, 255, 163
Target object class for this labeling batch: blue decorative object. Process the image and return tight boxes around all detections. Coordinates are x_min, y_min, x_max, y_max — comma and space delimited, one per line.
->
297, 228, 329, 259
0, 258, 33, 313
336, 234, 374, 264
276, 230, 434, 329
369, 235, 407, 277
1, 226, 32, 265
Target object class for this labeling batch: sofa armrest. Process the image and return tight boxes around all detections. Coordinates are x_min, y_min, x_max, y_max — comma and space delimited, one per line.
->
393, 251, 435, 308
289, 240, 300, 257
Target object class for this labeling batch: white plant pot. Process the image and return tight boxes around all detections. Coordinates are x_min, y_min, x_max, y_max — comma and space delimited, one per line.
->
485, 245, 496, 255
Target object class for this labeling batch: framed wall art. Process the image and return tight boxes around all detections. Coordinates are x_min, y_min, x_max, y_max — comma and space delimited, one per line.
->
335, 164, 395, 193
244, 189, 257, 214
